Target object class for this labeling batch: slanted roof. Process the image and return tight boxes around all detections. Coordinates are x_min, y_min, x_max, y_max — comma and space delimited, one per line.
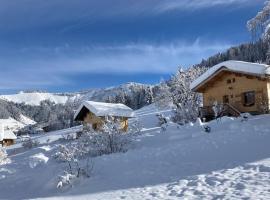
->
0, 130, 17, 141
74, 101, 134, 121
190, 60, 270, 91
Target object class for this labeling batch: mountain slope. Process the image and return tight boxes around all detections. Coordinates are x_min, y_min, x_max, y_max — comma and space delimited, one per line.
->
0, 114, 36, 132
0, 92, 77, 106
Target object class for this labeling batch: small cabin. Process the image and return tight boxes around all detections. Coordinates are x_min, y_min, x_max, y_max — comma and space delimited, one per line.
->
74, 101, 134, 132
0, 129, 17, 147
190, 60, 270, 121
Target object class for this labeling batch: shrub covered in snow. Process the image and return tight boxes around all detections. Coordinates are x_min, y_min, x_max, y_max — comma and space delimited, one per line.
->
0, 147, 10, 165
54, 118, 136, 189
55, 118, 135, 160
54, 141, 94, 189
156, 113, 170, 131
22, 138, 40, 149
57, 172, 77, 189
56, 157, 94, 189
128, 119, 143, 136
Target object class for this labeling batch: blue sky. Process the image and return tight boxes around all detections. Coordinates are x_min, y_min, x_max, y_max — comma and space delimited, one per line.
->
0, 0, 265, 93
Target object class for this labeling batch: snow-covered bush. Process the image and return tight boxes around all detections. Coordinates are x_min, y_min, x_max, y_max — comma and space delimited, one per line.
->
256, 94, 269, 114
156, 113, 169, 131
56, 157, 94, 189
60, 133, 77, 141
128, 119, 143, 135
55, 118, 134, 160
54, 118, 135, 189
57, 171, 77, 189
81, 117, 133, 156
156, 113, 168, 126
0, 148, 10, 165
55, 144, 93, 175
22, 138, 40, 149
212, 102, 224, 120
59, 118, 135, 157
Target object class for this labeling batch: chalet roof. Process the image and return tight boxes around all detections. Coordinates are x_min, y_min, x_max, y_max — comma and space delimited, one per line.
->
0, 129, 17, 141
190, 60, 270, 91
74, 101, 134, 120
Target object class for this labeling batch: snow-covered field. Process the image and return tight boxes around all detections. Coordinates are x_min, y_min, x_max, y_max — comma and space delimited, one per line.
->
1, 105, 270, 199
0, 114, 36, 132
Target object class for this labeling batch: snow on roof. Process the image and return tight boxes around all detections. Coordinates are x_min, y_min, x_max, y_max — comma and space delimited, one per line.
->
74, 101, 134, 119
0, 129, 17, 141
190, 60, 270, 91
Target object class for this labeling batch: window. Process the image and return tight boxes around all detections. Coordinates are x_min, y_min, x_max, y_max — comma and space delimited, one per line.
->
92, 123, 98, 130
223, 95, 229, 104
243, 91, 255, 107
227, 79, 231, 84
232, 78, 236, 83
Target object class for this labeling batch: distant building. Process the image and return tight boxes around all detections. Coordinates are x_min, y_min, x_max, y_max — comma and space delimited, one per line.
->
191, 60, 270, 121
74, 101, 134, 132
0, 127, 17, 146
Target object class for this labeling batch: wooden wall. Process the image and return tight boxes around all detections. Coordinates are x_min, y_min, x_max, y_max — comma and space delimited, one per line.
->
83, 111, 129, 132
1, 139, 15, 146
201, 71, 269, 113
83, 111, 104, 130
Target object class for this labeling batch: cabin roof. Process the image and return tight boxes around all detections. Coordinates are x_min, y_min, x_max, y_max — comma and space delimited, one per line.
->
190, 60, 270, 92
74, 101, 134, 120
0, 130, 17, 141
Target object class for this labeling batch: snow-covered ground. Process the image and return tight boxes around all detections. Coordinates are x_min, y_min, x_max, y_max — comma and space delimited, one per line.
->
0, 114, 36, 132
1, 105, 270, 199
0, 91, 77, 106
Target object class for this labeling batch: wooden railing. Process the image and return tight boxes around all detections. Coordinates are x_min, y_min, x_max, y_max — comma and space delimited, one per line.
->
199, 103, 241, 122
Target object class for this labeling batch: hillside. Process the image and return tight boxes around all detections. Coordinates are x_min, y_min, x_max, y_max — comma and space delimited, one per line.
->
0, 91, 77, 106
0, 82, 155, 132
0, 104, 269, 199
0, 114, 36, 132
194, 39, 269, 69
0, 82, 154, 109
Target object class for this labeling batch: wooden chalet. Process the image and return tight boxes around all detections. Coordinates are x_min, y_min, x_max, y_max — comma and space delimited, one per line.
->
74, 101, 134, 132
0, 129, 17, 146
190, 60, 270, 121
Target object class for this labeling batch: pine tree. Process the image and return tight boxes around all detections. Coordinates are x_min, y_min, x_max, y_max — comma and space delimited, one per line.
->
247, 1, 270, 63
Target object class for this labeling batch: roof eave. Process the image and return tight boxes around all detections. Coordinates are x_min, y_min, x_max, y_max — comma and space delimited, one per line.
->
191, 68, 269, 93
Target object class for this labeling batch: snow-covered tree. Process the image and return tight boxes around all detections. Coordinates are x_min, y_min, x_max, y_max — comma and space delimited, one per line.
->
154, 80, 173, 108
154, 66, 206, 124
247, 1, 270, 40
0, 148, 10, 165
247, 1, 270, 63
169, 66, 207, 123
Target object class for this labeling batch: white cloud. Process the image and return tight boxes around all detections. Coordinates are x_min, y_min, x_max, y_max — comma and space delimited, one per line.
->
0, 0, 262, 32
155, 0, 256, 12
0, 39, 231, 90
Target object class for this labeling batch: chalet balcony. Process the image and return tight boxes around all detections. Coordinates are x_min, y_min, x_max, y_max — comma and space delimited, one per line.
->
199, 103, 241, 122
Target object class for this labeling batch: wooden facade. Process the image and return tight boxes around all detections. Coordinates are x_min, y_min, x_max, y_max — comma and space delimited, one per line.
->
193, 69, 270, 120
83, 111, 129, 131
74, 101, 134, 132
76, 106, 130, 132
0, 139, 15, 147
